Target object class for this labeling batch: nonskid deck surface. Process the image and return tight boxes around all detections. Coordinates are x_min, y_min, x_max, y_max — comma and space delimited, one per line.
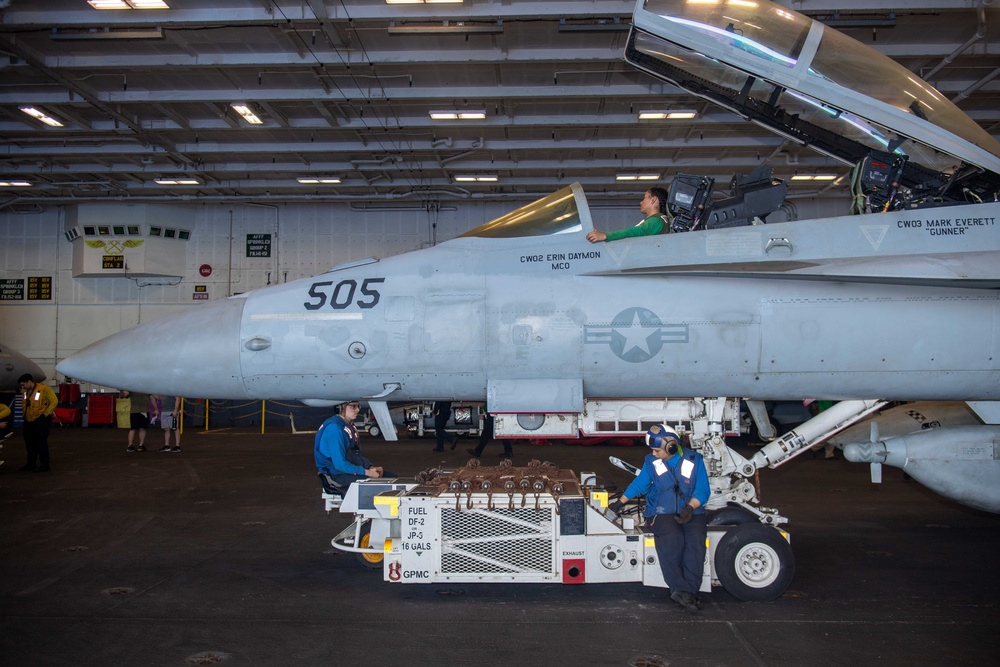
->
1, 427, 998, 666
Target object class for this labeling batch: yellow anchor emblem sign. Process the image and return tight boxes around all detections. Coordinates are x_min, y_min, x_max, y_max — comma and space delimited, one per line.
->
84, 239, 144, 270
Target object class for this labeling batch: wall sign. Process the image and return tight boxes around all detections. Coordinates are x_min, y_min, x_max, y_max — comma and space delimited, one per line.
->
246, 234, 272, 258
27, 277, 52, 300
0, 279, 24, 300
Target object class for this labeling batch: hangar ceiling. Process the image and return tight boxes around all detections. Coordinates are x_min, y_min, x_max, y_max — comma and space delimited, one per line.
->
0, 0, 998, 206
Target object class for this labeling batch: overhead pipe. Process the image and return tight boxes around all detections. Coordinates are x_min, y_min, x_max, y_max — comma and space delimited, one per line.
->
227, 209, 234, 297
246, 202, 280, 284
439, 150, 479, 165
952, 66, 1000, 104
350, 155, 404, 167
349, 203, 459, 212
923, 0, 994, 80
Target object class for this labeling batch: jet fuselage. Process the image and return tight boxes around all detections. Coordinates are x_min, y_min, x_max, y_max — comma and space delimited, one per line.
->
58, 195, 1000, 411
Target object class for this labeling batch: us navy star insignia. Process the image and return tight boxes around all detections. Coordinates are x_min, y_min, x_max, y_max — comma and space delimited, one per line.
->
584, 307, 689, 363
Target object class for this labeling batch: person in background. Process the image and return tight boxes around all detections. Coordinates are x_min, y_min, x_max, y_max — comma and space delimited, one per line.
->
608, 424, 710, 613
467, 403, 513, 460
120, 389, 150, 453
17, 373, 57, 472
157, 395, 182, 452
148, 394, 163, 430
432, 400, 458, 452
1, 401, 12, 443
586, 187, 672, 243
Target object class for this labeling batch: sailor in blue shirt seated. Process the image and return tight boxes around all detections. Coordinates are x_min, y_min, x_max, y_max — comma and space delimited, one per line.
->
315, 400, 395, 494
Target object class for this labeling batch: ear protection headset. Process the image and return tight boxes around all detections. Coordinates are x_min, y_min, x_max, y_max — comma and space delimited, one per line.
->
645, 424, 682, 455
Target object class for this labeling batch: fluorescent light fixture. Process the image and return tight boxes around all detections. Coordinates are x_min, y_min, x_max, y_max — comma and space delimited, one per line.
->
429, 110, 486, 120
791, 174, 838, 181
50, 28, 163, 40
297, 177, 342, 184
386, 1, 464, 5
638, 110, 698, 120
616, 174, 661, 181
454, 175, 498, 182
0, 180, 32, 187
20, 107, 64, 127
231, 103, 263, 125
88, 0, 170, 8
154, 177, 202, 185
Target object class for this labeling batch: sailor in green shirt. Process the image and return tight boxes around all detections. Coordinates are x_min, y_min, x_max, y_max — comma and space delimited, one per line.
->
587, 187, 673, 242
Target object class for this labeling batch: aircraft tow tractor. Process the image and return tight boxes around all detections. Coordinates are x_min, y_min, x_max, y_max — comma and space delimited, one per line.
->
326, 396, 885, 601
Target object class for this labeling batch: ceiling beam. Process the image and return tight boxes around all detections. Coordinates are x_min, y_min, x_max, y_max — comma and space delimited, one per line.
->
0, 2, 974, 27
0, 34, 194, 167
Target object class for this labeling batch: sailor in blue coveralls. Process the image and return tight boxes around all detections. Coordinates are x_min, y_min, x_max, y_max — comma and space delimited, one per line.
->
315, 400, 394, 493
609, 424, 711, 612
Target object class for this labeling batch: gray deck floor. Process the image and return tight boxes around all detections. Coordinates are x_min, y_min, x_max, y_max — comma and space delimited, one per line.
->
1, 426, 998, 666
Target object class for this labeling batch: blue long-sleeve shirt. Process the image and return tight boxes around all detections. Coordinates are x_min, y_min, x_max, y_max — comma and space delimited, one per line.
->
624, 449, 710, 517
314, 415, 370, 476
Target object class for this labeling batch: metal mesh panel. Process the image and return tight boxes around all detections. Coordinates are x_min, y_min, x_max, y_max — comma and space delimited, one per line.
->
440, 507, 555, 576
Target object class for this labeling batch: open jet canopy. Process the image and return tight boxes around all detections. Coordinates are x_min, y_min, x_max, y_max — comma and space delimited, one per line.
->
626, 0, 1000, 196
459, 183, 591, 239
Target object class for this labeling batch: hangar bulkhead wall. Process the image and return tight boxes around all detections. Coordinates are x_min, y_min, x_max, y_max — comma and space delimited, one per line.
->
0, 195, 845, 382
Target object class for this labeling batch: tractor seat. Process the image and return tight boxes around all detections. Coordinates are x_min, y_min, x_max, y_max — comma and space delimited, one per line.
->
319, 472, 345, 513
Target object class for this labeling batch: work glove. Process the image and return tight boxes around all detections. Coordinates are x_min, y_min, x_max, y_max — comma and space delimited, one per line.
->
608, 499, 624, 514
675, 504, 694, 524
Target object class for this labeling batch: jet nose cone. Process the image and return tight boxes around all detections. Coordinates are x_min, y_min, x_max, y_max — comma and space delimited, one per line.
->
1, 342, 46, 388
57, 297, 250, 398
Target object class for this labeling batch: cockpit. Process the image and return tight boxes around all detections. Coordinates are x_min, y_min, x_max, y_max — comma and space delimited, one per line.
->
463, 0, 1000, 241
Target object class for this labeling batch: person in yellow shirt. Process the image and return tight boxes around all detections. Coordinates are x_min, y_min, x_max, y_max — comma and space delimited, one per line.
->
0, 401, 12, 441
18, 373, 57, 472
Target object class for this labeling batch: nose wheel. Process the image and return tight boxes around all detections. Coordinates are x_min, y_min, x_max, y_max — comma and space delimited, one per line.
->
715, 522, 794, 601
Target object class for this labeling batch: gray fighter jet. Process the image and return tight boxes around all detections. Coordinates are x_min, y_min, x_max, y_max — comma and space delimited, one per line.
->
58, 0, 1000, 513
1, 342, 45, 390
